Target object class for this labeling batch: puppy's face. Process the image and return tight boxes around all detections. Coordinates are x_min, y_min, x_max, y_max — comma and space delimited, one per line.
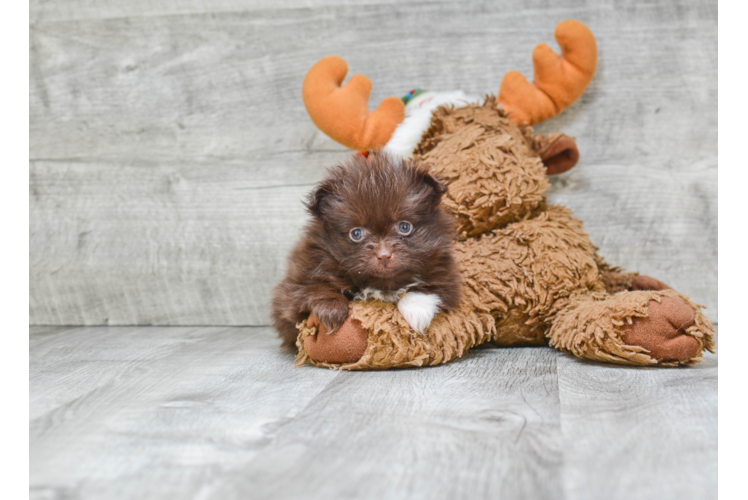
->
306, 154, 453, 290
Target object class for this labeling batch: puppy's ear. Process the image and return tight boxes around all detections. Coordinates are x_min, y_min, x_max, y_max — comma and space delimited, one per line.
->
417, 166, 447, 206
305, 180, 335, 218
422, 172, 447, 197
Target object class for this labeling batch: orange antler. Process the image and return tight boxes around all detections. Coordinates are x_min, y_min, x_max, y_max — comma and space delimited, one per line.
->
498, 20, 597, 126
302, 56, 405, 151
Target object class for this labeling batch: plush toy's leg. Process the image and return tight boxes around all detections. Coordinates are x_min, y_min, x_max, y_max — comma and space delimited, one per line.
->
295, 300, 495, 370
594, 256, 637, 294
456, 203, 609, 348
594, 253, 671, 294
630, 275, 671, 291
547, 289, 715, 366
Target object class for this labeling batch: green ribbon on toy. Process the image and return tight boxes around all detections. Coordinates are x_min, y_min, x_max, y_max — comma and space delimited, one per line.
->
401, 88, 428, 106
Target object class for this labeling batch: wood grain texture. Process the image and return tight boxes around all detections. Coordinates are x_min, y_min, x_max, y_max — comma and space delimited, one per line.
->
30, 326, 563, 500
30, 326, 339, 499
556, 345, 718, 500
29, 0, 717, 325
30, 326, 717, 499
206, 346, 562, 500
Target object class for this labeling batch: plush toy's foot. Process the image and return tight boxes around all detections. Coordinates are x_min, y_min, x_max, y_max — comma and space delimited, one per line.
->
621, 296, 700, 362
624, 278, 702, 361
548, 289, 715, 366
302, 313, 368, 364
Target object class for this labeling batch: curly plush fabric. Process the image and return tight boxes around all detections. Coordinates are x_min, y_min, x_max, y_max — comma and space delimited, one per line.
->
414, 97, 549, 238
295, 298, 493, 370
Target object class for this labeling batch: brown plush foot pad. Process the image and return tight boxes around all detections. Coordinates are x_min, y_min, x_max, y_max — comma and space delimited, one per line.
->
621, 296, 701, 362
303, 314, 369, 364
631, 275, 671, 291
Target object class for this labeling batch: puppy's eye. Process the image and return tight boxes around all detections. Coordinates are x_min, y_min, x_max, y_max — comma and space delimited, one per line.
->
349, 227, 364, 242
397, 221, 413, 236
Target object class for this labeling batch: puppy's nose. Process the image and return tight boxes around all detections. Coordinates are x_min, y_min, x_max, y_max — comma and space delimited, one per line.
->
377, 248, 392, 261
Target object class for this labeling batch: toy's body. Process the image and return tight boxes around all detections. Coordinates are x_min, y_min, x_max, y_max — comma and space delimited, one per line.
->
290, 21, 715, 369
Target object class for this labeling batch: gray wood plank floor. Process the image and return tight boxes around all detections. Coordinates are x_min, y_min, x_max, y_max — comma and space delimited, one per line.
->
30, 326, 717, 500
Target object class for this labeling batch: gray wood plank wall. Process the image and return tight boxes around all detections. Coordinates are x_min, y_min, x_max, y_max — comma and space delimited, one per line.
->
30, 0, 717, 326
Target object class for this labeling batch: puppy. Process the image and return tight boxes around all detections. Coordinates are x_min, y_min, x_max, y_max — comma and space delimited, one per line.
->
271, 153, 462, 346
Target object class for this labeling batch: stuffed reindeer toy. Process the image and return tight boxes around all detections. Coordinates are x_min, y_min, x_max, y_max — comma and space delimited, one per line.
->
281, 20, 714, 370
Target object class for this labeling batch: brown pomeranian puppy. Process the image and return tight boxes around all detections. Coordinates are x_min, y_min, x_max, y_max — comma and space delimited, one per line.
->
271, 153, 462, 346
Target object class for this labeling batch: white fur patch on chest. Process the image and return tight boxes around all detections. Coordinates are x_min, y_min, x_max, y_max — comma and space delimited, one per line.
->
351, 278, 423, 304
351, 282, 439, 333
353, 283, 441, 333
352, 287, 407, 303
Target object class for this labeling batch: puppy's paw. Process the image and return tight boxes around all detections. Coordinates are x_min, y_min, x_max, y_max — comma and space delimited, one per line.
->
397, 292, 441, 333
312, 298, 350, 334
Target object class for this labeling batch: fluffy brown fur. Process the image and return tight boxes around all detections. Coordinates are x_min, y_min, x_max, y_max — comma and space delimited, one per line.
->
271, 153, 462, 346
